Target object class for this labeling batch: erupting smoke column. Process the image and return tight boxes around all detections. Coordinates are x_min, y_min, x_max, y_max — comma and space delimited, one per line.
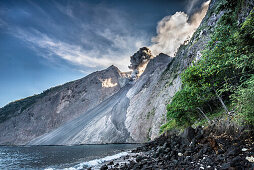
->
149, 1, 210, 57
128, 47, 153, 80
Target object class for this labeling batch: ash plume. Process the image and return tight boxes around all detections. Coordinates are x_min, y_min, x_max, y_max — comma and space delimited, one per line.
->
129, 47, 153, 79
149, 1, 210, 57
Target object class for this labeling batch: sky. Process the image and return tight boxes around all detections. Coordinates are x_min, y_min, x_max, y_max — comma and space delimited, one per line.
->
0, 0, 207, 107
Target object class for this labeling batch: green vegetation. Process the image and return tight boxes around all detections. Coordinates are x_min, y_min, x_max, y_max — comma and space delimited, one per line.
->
232, 75, 254, 124
0, 85, 61, 123
160, 119, 177, 133
0, 95, 40, 123
166, 85, 210, 127
162, 1, 254, 132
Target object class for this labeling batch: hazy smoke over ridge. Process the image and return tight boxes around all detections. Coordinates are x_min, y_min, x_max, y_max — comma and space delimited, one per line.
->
129, 47, 153, 79
186, 0, 200, 14
149, 1, 210, 57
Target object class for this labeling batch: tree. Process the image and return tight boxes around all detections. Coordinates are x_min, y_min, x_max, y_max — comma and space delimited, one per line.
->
167, 85, 211, 127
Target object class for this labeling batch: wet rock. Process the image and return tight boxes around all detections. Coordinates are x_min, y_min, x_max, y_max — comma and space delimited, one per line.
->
230, 156, 243, 167
165, 147, 171, 153
221, 162, 231, 170
184, 150, 192, 156
217, 149, 224, 154
190, 138, 197, 148
182, 127, 196, 142
162, 142, 169, 149
100, 164, 108, 170
172, 159, 178, 165
227, 146, 241, 156
104, 124, 254, 170
156, 147, 164, 155
136, 155, 143, 162
164, 154, 170, 160
184, 156, 192, 163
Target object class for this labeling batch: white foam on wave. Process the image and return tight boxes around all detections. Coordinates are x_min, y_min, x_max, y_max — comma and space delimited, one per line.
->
70, 151, 128, 170
45, 151, 129, 170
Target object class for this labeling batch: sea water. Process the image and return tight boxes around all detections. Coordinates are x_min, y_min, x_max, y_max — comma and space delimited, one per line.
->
0, 144, 140, 169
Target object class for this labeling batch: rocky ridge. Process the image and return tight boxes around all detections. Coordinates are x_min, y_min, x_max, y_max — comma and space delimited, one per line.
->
0, 65, 127, 145
28, 52, 172, 145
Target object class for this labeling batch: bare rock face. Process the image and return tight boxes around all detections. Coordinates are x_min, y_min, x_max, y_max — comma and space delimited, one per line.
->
0, 65, 126, 145
27, 51, 171, 145
125, 53, 174, 142
28, 85, 133, 145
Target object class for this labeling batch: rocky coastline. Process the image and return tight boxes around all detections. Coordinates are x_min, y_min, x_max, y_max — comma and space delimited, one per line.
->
98, 124, 254, 170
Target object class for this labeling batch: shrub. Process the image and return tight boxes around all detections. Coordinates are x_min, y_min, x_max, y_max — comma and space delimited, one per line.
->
232, 75, 254, 125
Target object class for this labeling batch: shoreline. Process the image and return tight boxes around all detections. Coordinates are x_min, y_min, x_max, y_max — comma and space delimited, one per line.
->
97, 125, 254, 170
0, 143, 143, 147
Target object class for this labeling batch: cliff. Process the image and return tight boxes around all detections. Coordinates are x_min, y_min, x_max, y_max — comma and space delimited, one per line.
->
28, 52, 171, 145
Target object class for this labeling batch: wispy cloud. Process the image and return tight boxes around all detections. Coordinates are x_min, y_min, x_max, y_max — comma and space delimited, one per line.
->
1, 0, 209, 73
186, 0, 200, 14
1, 1, 148, 72
149, 1, 210, 57
13, 27, 145, 72
0, 18, 6, 27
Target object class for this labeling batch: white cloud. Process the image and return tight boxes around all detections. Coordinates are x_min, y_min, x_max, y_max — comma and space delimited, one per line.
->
149, 1, 210, 57
3, 1, 150, 73
1, 1, 149, 73
4, 0, 210, 73
13, 28, 145, 72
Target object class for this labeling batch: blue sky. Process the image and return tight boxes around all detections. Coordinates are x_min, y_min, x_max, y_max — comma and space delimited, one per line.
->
0, 0, 206, 107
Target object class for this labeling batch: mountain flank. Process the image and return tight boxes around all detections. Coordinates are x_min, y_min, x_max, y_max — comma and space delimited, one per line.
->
0, 0, 253, 147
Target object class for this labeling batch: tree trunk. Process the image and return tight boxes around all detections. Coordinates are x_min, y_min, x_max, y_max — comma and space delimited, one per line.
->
197, 107, 211, 124
213, 89, 229, 114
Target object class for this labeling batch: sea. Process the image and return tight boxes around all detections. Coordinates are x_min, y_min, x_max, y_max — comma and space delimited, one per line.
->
0, 144, 140, 170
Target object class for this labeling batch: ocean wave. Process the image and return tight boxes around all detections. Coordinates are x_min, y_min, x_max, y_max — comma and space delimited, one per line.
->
45, 151, 129, 170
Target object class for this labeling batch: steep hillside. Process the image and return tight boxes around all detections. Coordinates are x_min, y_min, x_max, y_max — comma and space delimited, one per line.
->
0, 65, 127, 145
163, 0, 254, 130
127, 0, 254, 141
28, 51, 171, 145
124, 0, 215, 141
